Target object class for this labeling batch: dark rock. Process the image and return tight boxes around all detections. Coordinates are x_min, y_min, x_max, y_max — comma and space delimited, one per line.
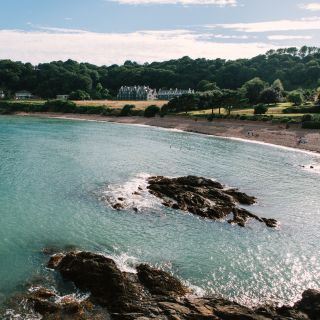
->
137, 264, 189, 297
294, 289, 320, 319
24, 251, 320, 320
224, 189, 256, 205
112, 202, 124, 210
50, 251, 143, 312
261, 218, 278, 228
27, 287, 102, 319
47, 253, 64, 269
146, 176, 276, 228
118, 197, 125, 201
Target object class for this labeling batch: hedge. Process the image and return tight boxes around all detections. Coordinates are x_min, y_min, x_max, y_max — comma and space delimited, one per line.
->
301, 121, 320, 129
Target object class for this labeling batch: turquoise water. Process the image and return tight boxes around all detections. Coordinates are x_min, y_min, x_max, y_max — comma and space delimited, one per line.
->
0, 116, 320, 308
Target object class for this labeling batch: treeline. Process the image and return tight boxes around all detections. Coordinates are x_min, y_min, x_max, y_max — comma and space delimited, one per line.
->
163, 78, 320, 114
1, 46, 320, 99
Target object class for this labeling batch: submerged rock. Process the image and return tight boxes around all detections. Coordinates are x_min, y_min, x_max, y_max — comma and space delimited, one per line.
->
38, 251, 319, 320
147, 175, 276, 228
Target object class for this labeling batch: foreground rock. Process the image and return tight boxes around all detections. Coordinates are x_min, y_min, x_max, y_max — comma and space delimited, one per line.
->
146, 176, 277, 228
25, 251, 319, 320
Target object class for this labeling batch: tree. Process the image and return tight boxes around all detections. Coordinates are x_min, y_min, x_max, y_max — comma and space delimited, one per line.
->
271, 79, 284, 96
197, 80, 218, 92
163, 94, 199, 114
2, 46, 320, 100
315, 88, 320, 105
259, 88, 280, 105
221, 89, 239, 115
197, 89, 222, 114
254, 104, 268, 114
69, 90, 91, 100
144, 105, 160, 117
288, 91, 304, 106
241, 77, 267, 104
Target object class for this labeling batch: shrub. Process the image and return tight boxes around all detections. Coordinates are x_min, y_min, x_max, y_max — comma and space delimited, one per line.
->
254, 104, 268, 115
144, 105, 160, 117
69, 90, 91, 100
44, 100, 77, 113
283, 105, 320, 114
120, 104, 135, 116
288, 91, 304, 106
259, 88, 280, 104
301, 114, 313, 122
279, 117, 290, 123
302, 121, 320, 129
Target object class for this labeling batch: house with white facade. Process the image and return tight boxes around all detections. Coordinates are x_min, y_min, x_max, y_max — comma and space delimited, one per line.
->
157, 88, 195, 100
0, 90, 5, 99
15, 90, 33, 100
56, 95, 70, 100
117, 86, 157, 100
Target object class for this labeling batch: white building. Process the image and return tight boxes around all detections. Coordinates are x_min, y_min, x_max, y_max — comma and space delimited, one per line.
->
117, 86, 157, 100
56, 95, 70, 100
15, 90, 33, 100
0, 91, 5, 99
157, 88, 194, 100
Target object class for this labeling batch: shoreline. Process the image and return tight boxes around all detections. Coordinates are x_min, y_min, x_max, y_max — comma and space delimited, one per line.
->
13, 112, 320, 155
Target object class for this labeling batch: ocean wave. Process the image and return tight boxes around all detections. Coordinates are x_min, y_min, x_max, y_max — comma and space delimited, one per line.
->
101, 173, 162, 211
103, 252, 138, 274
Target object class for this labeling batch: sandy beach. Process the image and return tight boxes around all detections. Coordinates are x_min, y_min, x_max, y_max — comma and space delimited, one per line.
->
15, 112, 320, 154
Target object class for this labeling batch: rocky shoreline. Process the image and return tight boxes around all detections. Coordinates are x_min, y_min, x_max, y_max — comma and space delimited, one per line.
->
12, 250, 320, 320
110, 175, 277, 228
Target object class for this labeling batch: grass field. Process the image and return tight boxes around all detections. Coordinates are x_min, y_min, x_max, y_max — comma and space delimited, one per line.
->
9, 99, 167, 110
74, 100, 167, 109
188, 103, 307, 118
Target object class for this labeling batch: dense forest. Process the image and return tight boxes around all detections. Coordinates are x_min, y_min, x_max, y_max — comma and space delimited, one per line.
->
0, 46, 320, 99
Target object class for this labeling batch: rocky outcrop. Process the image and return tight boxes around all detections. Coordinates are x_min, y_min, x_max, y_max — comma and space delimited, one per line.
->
27, 287, 109, 320
147, 176, 277, 228
26, 251, 319, 320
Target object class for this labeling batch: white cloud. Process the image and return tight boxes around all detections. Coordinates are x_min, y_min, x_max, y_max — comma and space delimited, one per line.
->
300, 3, 320, 11
208, 17, 320, 32
110, 0, 237, 5
267, 35, 312, 40
213, 34, 249, 39
0, 28, 278, 65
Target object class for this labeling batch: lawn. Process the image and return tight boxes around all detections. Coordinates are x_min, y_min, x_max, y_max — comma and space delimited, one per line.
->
74, 100, 167, 109
188, 102, 304, 118
6, 99, 168, 110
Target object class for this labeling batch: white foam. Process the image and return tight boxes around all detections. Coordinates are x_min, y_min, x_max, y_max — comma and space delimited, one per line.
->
101, 173, 162, 211
4, 308, 41, 320
301, 163, 320, 175
103, 252, 138, 273
55, 292, 90, 304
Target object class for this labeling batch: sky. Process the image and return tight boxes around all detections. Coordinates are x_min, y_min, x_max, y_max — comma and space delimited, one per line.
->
0, 0, 320, 65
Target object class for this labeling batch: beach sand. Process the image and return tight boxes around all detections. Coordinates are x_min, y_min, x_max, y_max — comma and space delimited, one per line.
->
15, 112, 320, 154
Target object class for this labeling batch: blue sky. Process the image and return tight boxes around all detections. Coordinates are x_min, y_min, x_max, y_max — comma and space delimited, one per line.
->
0, 0, 320, 64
